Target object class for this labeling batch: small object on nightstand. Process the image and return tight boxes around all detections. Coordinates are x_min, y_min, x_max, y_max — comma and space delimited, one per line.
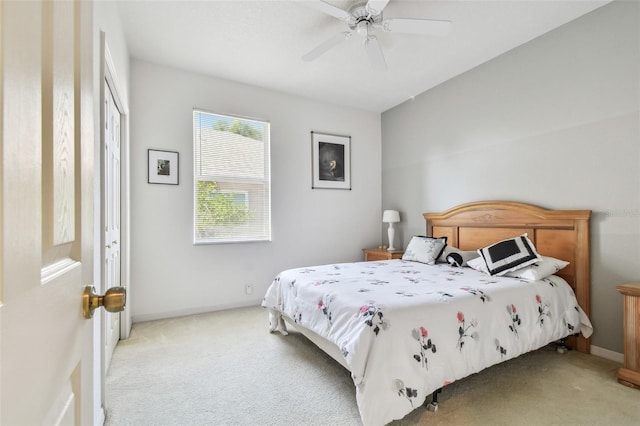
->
363, 248, 404, 262
616, 282, 640, 389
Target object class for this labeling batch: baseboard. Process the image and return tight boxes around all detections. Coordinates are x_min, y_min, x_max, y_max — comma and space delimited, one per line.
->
131, 301, 262, 324
590, 345, 624, 364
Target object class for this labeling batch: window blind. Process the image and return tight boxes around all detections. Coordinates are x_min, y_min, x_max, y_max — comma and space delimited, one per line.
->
193, 109, 271, 244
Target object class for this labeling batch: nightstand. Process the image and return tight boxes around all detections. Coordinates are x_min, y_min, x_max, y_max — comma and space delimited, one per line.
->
616, 282, 640, 389
363, 248, 404, 261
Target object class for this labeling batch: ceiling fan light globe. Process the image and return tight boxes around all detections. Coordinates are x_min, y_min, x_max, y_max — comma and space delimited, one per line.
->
356, 20, 369, 36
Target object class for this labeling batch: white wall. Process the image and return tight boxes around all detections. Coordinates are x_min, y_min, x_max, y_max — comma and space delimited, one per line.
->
381, 1, 639, 353
130, 60, 382, 321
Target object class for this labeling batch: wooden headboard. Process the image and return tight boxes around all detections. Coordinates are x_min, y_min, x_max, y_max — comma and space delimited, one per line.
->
424, 201, 591, 353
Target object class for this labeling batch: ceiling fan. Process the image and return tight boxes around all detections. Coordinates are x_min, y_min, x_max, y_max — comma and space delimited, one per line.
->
302, 0, 451, 71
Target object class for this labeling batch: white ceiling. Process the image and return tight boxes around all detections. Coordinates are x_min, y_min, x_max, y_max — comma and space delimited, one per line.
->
117, 0, 610, 113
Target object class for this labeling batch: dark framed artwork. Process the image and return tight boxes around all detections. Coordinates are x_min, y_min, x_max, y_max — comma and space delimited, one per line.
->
148, 149, 179, 185
311, 131, 351, 190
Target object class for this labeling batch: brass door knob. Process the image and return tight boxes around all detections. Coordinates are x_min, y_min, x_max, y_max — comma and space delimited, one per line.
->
83, 285, 126, 319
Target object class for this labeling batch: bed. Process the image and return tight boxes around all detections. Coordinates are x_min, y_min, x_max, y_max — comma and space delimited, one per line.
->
262, 201, 593, 425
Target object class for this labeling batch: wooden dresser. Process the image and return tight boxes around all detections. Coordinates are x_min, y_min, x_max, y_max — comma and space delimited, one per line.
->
363, 248, 404, 261
616, 282, 640, 389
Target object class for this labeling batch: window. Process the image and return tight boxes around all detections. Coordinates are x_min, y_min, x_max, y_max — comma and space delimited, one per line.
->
193, 109, 271, 243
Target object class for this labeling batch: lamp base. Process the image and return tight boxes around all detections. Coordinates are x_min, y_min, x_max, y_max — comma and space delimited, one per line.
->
387, 223, 396, 253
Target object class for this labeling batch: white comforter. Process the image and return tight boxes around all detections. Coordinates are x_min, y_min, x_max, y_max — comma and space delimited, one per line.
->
262, 260, 593, 426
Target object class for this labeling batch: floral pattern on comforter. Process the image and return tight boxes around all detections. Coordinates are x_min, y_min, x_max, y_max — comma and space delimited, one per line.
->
262, 260, 593, 426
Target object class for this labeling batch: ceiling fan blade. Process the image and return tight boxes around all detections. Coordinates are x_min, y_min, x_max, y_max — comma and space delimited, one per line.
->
302, 31, 352, 62
383, 18, 451, 37
366, 0, 391, 15
305, 0, 352, 21
364, 36, 387, 71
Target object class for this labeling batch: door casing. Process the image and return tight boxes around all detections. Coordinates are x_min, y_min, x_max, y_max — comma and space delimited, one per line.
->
98, 32, 131, 404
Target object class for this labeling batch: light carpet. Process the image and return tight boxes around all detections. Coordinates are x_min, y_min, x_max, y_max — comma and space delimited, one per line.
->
105, 306, 639, 426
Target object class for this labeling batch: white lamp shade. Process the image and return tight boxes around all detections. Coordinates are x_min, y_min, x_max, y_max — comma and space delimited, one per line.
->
382, 210, 400, 223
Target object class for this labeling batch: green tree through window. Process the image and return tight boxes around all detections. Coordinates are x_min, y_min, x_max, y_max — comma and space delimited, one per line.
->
195, 181, 251, 238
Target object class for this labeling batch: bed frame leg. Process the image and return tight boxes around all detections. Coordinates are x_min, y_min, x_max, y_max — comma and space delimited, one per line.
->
426, 388, 442, 412
555, 338, 569, 354
267, 310, 289, 336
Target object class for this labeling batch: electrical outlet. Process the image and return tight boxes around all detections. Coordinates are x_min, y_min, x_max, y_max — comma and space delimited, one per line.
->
245, 284, 253, 295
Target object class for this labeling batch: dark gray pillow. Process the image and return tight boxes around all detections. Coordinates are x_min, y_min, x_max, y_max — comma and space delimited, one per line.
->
438, 246, 480, 267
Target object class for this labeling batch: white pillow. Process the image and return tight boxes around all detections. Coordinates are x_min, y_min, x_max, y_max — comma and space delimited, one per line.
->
467, 256, 488, 273
477, 234, 541, 276
402, 236, 448, 265
468, 255, 569, 281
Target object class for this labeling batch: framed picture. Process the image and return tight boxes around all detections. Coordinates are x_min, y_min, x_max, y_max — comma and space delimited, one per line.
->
311, 131, 351, 190
148, 149, 179, 185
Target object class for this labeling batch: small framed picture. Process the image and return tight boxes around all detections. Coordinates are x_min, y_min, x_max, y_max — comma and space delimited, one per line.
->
148, 149, 179, 185
311, 131, 351, 190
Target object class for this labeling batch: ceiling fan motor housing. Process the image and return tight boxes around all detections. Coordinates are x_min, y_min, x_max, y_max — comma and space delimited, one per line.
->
348, 2, 383, 31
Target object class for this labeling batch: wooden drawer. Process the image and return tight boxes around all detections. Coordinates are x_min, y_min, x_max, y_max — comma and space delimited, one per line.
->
363, 248, 404, 261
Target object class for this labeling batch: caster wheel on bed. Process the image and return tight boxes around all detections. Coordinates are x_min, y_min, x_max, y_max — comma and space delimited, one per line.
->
557, 346, 568, 354
427, 402, 438, 412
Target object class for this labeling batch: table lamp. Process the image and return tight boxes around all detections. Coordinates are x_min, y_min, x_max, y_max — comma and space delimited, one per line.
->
382, 210, 400, 251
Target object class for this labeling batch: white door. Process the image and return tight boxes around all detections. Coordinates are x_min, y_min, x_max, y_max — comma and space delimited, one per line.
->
0, 1, 97, 424
104, 79, 122, 370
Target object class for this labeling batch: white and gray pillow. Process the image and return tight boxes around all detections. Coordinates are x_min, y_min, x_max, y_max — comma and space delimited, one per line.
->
402, 236, 448, 265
